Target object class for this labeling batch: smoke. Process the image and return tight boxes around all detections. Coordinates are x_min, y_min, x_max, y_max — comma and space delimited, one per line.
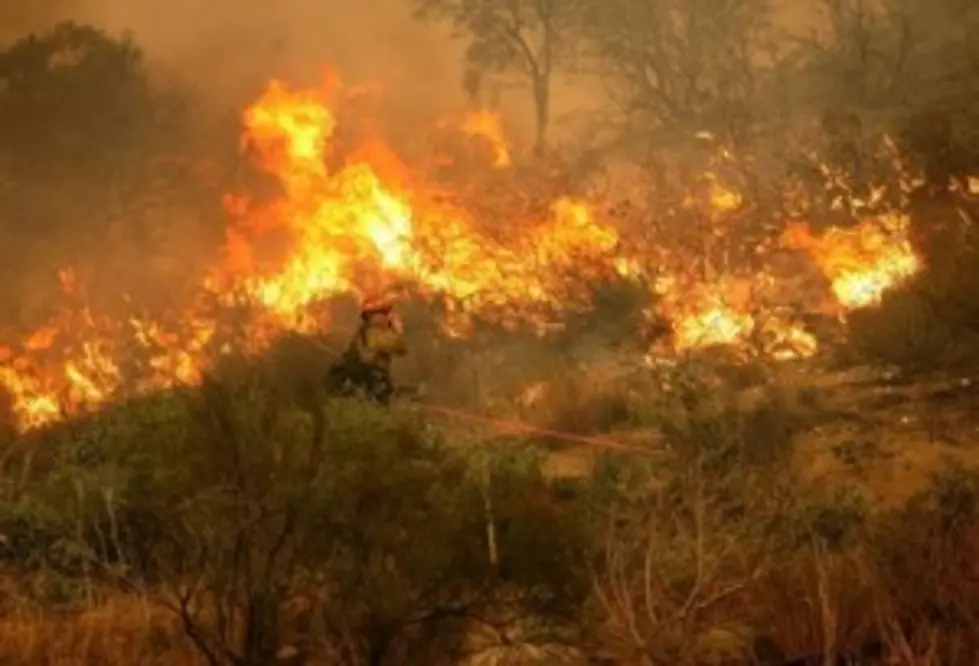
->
0, 0, 466, 116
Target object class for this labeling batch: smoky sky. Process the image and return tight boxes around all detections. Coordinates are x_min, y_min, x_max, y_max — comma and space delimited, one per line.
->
0, 0, 467, 114
0, 0, 828, 149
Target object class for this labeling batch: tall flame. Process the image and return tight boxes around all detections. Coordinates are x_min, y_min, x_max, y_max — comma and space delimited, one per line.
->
0, 75, 926, 432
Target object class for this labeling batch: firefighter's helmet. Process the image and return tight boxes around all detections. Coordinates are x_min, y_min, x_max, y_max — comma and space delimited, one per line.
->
360, 294, 394, 318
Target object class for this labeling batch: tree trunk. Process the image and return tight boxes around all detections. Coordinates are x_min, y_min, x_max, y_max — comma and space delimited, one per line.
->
242, 592, 281, 666
532, 74, 550, 156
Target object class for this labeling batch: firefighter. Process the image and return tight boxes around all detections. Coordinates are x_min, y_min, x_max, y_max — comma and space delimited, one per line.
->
328, 295, 407, 404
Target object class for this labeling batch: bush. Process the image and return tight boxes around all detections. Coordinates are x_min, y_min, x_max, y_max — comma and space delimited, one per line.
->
845, 286, 956, 373
6, 353, 979, 664
0, 358, 590, 664
871, 467, 979, 663
847, 196, 979, 374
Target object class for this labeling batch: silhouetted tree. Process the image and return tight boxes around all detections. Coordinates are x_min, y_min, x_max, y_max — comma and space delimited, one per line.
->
0, 23, 176, 179
574, 0, 776, 145
0, 22, 205, 319
411, 0, 579, 155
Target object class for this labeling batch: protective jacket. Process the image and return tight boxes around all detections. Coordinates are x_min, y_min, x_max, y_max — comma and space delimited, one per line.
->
346, 322, 407, 372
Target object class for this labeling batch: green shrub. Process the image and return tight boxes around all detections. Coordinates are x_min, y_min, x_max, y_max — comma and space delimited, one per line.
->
1, 358, 590, 664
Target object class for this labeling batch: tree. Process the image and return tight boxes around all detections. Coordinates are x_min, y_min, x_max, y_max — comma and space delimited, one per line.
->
0, 24, 154, 175
411, 0, 577, 155
574, 0, 777, 148
782, 0, 979, 170
804, 0, 979, 108
0, 22, 209, 319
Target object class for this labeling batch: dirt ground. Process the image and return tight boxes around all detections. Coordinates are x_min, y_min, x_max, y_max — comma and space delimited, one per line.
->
788, 364, 979, 504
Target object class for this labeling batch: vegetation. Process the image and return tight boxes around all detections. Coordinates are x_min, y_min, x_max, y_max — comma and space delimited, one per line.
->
0, 22, 225, 324
4, 350, 979, 664
1, 4, 979, 665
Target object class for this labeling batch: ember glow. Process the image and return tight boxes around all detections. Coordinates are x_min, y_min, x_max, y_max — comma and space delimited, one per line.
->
0, 75, 925, 432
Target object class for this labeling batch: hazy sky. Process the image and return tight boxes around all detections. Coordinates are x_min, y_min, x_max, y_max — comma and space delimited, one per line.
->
1, 0, 466, 111
0, 0, 827, 147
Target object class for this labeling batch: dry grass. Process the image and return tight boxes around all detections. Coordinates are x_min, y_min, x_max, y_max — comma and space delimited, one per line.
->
0, 594, 197, 666
785, 366, 979, 505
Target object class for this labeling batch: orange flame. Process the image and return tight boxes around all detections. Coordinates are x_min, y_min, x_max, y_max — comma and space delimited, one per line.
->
0, 75, 928, 432
461, 109, 511, 168
782, 215, 920, 308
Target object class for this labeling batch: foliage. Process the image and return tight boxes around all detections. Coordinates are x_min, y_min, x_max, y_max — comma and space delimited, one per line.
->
584, 449, 790, 663
4, 346, 979, 663
412, 0, 580, 150
0, 359, 589, 664
575, 0, 777, 138
0, 23, 176, 179
0, 21, 216, 318
845, 198, 979, 374
866, 467, 979, 663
